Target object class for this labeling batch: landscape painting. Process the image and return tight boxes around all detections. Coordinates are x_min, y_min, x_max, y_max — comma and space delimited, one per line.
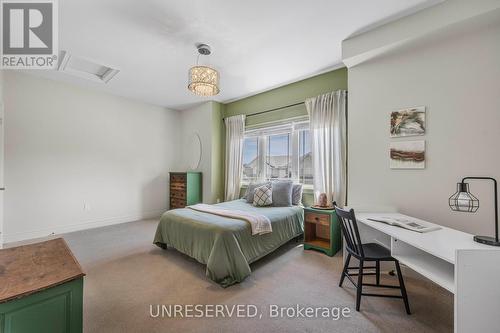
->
390, 106, 426, 137
390, 140, 425, 169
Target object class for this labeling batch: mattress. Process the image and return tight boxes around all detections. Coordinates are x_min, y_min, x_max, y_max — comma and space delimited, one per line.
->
153, 199, 304, 287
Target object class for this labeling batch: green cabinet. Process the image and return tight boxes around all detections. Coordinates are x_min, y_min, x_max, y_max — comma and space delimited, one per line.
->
0, 278, 83, 333
0, 238, 85, 333
170, 172, 202, 209
303, 207, 342, 256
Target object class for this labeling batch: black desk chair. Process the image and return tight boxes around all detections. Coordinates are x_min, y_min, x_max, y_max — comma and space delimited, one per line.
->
335, 206, 411, 314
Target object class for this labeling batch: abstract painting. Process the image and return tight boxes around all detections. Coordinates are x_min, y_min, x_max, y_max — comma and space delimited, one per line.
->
390, 140, 425, 169
390, 106, 426, 137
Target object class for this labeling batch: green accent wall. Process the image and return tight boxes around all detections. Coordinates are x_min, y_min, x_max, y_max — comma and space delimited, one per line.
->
224, 67, 347, 126
221, 67, 348, 206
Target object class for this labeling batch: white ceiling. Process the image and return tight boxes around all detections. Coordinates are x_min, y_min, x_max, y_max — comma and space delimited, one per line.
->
29, 0, 441, 110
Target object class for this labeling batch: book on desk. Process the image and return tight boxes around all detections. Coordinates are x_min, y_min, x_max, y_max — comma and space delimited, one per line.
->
364, 215, 441, 233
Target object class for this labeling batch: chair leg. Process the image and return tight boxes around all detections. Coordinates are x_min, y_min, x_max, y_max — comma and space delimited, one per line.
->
375, 261, 380, 285
356, 259, 364, 311
339, 254, 351, 287
395, 261, 411, 315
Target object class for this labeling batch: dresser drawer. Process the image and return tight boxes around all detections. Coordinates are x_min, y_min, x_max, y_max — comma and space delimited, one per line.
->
170, 190, 186, 200
170, 174, 186, 183
305, 212, 330, 226
169, 172, 201, 210
170, 198, 186, 209
170, 182, 186, 191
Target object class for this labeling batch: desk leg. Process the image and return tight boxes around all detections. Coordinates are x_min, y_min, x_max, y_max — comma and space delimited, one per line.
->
455, 249, 500, 333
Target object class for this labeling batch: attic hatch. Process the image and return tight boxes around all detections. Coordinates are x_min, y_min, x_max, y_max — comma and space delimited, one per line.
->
57, 51, 119, 83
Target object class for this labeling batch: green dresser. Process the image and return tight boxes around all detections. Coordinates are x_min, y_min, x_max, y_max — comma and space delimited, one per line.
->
303, 207, 342, 256
169, 172, 202, 209
0, 238, 85, 333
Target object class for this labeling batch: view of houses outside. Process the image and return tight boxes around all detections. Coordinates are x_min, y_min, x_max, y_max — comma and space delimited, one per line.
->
243, 137, 258, 181
298, 131, 313, 185
242, 131, 313, 184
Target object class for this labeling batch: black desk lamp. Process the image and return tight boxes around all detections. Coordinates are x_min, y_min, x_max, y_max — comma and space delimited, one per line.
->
449, 177, 499, 246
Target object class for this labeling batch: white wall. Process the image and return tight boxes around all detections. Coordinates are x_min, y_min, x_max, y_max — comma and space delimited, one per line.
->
3, 72, 180, 242
347, 11, 500, 235
178, 102, 217, 204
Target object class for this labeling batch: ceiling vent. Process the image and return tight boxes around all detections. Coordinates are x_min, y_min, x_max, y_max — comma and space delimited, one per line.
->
57, 51, 119, 84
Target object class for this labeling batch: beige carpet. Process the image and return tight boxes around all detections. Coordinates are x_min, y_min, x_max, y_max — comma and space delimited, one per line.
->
9, 219, 453, 332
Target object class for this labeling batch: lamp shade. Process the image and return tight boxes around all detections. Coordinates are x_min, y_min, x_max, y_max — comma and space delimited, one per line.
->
188, 65, 220, 97
449, 182, 479, 212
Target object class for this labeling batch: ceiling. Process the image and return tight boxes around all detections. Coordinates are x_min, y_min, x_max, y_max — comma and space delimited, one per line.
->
29, 0, 441, 110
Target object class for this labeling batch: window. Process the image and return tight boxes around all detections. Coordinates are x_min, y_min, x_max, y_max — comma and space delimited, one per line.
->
266, 133, 291, 180
241, 120, 313, 187
299, 130, 313, 185
242, 137, 259, 182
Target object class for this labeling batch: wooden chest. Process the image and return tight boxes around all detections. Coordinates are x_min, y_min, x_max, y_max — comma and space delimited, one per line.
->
169, 172, 202, 209
0, 238, 85, 333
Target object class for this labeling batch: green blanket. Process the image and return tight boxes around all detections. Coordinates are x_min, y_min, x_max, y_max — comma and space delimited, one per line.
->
153, 199, 304, 287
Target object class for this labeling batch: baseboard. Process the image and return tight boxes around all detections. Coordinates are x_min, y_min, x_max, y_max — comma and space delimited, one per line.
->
2, 209, 165, 244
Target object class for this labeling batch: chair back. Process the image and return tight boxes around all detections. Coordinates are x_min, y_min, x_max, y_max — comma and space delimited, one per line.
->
335, 207, 364, 258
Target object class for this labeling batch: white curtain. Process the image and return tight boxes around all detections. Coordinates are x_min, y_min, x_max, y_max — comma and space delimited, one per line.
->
224, 115, 246, 201
306, 90, 347, 206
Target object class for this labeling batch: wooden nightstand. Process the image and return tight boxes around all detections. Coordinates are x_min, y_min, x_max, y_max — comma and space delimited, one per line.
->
303, 207, 342, 256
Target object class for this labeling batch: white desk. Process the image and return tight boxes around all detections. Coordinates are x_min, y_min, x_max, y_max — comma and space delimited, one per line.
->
353, 213, 500, 333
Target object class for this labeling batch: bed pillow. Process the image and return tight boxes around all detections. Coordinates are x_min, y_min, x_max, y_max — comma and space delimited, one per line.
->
271, 180, 293, 207
253, 184, 273, 207
244, 182, 271, 203
292, 184, 303, 205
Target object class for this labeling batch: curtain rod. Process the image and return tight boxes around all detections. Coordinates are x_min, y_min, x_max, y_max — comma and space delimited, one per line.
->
222, 101, 304, 121
222, 91, 348, 122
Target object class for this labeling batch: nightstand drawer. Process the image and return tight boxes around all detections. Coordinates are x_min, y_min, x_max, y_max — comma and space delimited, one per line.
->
305, 212, 330, 226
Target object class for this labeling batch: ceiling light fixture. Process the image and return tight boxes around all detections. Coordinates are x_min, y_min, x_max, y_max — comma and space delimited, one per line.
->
188, 44, 220, 97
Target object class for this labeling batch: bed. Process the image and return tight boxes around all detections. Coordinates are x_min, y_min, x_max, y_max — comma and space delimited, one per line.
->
153, 199, 304, 287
